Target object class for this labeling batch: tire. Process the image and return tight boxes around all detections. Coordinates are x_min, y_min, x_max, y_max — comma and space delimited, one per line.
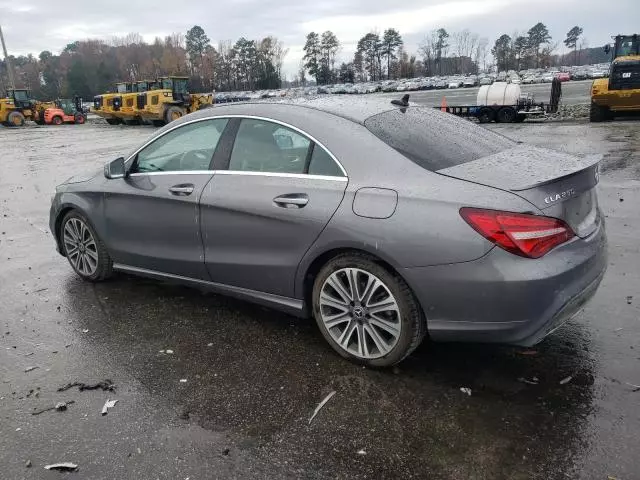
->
164, 106, 184, 123
7, 111, 25, 127
105, 118, 121, 125
74, 113, 86, 124
312, 252, 426, 367
477, 107, 495, 124
515, 114, 526, 123
60, 211, 113, 282
496, 106, 517, 123
590, 103, 609, 123
52, 116, 63, 125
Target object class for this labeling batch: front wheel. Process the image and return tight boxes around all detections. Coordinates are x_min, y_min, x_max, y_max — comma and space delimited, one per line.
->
52, 116, 63, 125
496, 106, 517, 123
312, 253, 426, 367
60, 211, 113, 282
74, 113, 86, 124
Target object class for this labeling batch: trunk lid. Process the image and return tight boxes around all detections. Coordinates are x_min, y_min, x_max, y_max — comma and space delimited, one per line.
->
437, 145, 602, 238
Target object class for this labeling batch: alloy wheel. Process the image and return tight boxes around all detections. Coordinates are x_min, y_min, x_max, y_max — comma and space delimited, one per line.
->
63, 218, 98, 276
319, 268, 401, 359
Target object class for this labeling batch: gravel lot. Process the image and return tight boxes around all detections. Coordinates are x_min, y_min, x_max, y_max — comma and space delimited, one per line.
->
1, 118, 639, 479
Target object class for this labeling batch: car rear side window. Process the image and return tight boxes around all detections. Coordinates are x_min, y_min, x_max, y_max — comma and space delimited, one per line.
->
364, 107, 515, 171
308, 145, 344, 177
229, 119, 310, 174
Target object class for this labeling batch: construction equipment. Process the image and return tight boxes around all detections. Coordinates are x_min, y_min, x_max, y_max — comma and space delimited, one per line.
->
38, 97, 86, 125
94, 76, 213, 126
0, 88, 36, 126
591, 34, 640, 122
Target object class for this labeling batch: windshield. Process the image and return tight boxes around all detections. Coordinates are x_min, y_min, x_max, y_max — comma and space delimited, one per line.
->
116, 84, 128, 93
12, 90, 29, 101
616, 36, 640, 57
364, 107, 515, 171
161, 79, 173, 90
173, 79, 188, 94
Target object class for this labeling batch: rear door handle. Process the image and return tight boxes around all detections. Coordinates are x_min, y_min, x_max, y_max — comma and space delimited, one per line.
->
273, 194, 309, 208
169, 184, 194, 196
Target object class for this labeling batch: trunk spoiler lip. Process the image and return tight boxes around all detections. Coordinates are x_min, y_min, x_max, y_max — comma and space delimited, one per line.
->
510, 154, 602, 191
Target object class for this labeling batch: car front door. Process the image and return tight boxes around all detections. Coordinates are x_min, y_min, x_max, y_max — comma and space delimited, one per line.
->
200, 117, 348, 297
103, 118, 229, 279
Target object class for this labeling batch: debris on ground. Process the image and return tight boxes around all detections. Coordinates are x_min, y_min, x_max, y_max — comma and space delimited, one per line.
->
57, 379, 115, 392
516, 349, 538, 356
207, 343, 213, 347
357, 449, 367, 455
559, 376, 573, 385
460, 387, 472, 396
627, 296, 633, 305
165, 349, 174, 354
308, 390, 336, 425
179, 379, 187, 383
25, 459, 32, 468
101, 399, 119, 415
222, 448, 230, 456
624, 382, 640, 392
31, 401, 75, 415
518, 377, 540, 385
24, 366, 38, 373
44, 462, 78, 472
81, 329, 89, 333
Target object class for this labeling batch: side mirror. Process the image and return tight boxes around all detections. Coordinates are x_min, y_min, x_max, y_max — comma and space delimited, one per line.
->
104, 157, 126, 179
603, 44, 611, 55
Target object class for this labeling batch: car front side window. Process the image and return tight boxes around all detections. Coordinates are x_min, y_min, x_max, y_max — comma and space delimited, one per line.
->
131, 119, 228, 174
229, 119, 311, 174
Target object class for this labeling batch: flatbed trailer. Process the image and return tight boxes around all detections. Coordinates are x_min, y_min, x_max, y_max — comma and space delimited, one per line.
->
437, 78, 562, 123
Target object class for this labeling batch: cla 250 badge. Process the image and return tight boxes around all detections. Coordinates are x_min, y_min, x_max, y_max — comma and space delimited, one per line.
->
545, 188, 576, 204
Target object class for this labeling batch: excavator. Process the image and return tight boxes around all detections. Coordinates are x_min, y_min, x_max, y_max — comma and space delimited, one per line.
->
591, 34, 640, 121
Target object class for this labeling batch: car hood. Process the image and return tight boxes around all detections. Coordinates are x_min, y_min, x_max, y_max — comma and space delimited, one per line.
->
62, 168, 102, 185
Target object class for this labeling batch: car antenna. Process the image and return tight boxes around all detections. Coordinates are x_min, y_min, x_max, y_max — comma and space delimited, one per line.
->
391, 94, 409, 107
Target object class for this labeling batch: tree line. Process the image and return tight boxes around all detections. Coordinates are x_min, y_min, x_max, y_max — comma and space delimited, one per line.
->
301, 22, 602, 86
0, 26, 288, 100
1, 21, 608, 98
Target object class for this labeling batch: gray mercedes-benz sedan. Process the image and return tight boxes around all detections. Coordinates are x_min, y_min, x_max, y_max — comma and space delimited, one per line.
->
49, 97, 607, 366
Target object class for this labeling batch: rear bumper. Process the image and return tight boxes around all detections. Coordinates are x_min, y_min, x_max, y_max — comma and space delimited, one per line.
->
402, 218, 607, 346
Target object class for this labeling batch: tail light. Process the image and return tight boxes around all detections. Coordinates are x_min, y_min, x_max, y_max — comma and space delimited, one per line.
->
460, 208, 575, 259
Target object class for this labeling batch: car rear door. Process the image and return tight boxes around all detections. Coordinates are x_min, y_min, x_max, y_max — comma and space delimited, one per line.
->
200, 117, 348, 297
103, 118, 229, 279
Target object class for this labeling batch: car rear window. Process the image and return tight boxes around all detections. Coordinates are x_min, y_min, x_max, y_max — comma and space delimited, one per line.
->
364, 107, 515, 171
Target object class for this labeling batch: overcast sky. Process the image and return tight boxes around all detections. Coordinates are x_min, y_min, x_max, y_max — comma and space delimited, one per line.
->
1, 0, 637, 77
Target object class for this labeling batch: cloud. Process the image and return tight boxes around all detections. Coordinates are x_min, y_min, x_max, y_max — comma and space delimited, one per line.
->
0, 0, 638, 78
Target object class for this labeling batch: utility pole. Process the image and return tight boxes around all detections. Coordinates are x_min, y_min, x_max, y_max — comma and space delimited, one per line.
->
0, 24, 16, 91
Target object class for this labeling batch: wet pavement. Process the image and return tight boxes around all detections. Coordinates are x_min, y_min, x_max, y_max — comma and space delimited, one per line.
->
1, 120, 639, 479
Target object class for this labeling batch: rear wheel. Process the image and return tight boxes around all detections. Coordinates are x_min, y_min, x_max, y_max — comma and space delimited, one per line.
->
52, 116, 63, 125
74, 113, 86, 124
7, 111, 25, 127
312, 253, 426, 367
590, 102, 610, 122
496, 106, 517, 123
164, 106, 184, 123
60, 211, 113, 282
477, 107, 495, 124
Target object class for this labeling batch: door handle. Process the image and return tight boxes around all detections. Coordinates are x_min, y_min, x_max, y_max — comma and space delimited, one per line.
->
169, 184, 194, 196
273, 194, 309, 208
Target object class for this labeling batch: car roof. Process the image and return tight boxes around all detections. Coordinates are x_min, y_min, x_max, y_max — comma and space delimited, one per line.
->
192, 96, 405, 124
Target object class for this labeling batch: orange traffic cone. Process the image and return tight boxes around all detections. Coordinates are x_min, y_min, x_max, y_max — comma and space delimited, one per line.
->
441, 96, 448, 112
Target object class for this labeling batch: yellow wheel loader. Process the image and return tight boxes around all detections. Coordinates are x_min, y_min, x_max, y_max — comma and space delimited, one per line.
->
0, 88, 36, 126
591, 34, 640, 122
